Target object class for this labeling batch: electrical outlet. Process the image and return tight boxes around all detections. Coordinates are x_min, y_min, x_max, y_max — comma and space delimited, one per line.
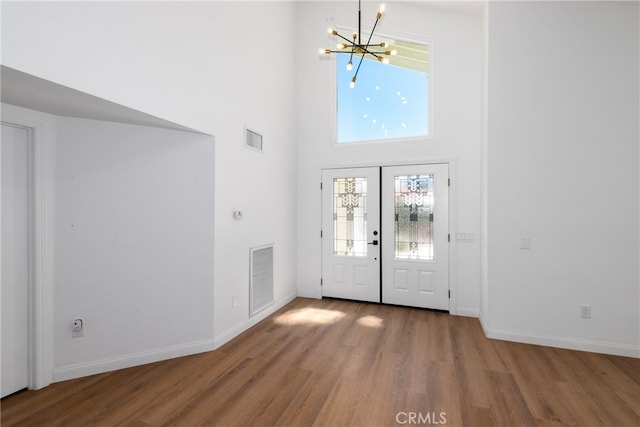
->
232, 296, 239, 308
72, 318, 84, 338
580, 305, 591, 319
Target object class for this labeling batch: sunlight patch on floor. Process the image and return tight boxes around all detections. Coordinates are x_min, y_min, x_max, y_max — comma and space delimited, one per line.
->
357, 315, 385, 328
273, 308, 346, 326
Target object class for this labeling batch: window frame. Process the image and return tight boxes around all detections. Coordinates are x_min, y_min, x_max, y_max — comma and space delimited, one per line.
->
331, 30, 434, 146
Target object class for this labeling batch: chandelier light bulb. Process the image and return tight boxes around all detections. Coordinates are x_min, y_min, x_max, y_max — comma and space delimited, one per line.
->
391, 49, 398, 56
346, 61, 353, 71
319, 48, 331, 55
337, 43, 347, 50
327, 27, 334, 34
350, 77, 357, 88
352, 32, 358, 39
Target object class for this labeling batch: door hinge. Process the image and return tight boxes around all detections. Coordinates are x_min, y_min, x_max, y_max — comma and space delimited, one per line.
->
448, 234, 450, 242
320, 230, 323, 238
321, 278, 323, 286
448, 178, 451, 187
320, 182, 323, 190
448, 290, 451, 298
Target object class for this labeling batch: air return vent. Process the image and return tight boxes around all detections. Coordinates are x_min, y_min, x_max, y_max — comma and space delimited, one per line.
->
245, 128, 263, 152
250, 244, 274, 317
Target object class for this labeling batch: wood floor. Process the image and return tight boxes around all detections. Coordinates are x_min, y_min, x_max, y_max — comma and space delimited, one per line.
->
2, 297, 639, 426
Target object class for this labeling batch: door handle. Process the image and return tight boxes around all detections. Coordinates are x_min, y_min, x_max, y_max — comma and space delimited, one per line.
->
368, 240, 379, 246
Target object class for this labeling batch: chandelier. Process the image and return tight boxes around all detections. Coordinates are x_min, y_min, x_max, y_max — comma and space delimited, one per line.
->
320, 0, 396, 88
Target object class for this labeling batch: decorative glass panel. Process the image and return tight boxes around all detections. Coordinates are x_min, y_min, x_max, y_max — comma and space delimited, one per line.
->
394, 174, 434, 260
333, 177, 368, 256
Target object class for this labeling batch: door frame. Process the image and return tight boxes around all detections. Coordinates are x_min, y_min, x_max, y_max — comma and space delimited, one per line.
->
2, 103, 56, 390
320, 159, 457, 313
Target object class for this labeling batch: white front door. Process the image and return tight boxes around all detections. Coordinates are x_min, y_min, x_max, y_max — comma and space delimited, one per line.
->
381, 164, 449, 309
1, 123, 31, 397
321, 164, 449, 310
321, 168, 381, 303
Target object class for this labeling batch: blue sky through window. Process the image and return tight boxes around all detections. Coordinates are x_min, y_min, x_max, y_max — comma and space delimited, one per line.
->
337, 54, 429, 143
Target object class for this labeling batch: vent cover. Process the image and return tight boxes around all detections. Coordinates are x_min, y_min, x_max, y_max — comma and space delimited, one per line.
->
250, 244, 274, 316
245, 128, 263, 152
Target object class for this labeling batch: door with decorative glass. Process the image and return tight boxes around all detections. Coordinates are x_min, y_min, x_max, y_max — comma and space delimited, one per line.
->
381, 164, 449, 309
321, 168, 381, 303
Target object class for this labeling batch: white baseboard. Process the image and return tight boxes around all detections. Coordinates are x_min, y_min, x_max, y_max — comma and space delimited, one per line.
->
453, 306, 479, 318
296, 288, 321, 299
213, 291, 298, 349
487, 328, 640, 358
52, 339, 215, 382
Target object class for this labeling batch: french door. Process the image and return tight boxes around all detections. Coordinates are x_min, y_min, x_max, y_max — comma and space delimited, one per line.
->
321, 164, 449, 310
321, 168, 381, 303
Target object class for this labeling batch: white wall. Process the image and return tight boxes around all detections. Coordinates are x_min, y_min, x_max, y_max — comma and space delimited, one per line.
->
295, 2, 483, 316
54, 118, 215, 379
2, 1, 298, 380
485, 1, 640, 356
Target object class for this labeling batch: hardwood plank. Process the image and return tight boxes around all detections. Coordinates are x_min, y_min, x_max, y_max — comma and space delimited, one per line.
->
2, 297, 639, 427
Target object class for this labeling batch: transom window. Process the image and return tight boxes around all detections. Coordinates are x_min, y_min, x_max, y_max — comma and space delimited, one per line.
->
337, 37, 430, 143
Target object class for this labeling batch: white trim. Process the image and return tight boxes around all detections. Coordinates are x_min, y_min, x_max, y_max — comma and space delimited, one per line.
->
455, 307, 480, 318
320, 156, 455, 171
52, 339, 216, 382
487, 328, 640, 359
214, 291, 297, 349
297, 289, 321, 299
447, 160, 456, 315
1, 103, 56, 390
479, 0, 490, 351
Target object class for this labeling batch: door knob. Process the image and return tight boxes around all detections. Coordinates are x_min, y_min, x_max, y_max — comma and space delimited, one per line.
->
368, 240, 379, 246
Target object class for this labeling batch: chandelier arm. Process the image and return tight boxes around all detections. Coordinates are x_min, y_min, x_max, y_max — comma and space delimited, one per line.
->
352, 49, 367, 82
334, 32, 355, 45
364, 16, 381, 51
360, 47, 381, 58
325, 50, 387, 56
